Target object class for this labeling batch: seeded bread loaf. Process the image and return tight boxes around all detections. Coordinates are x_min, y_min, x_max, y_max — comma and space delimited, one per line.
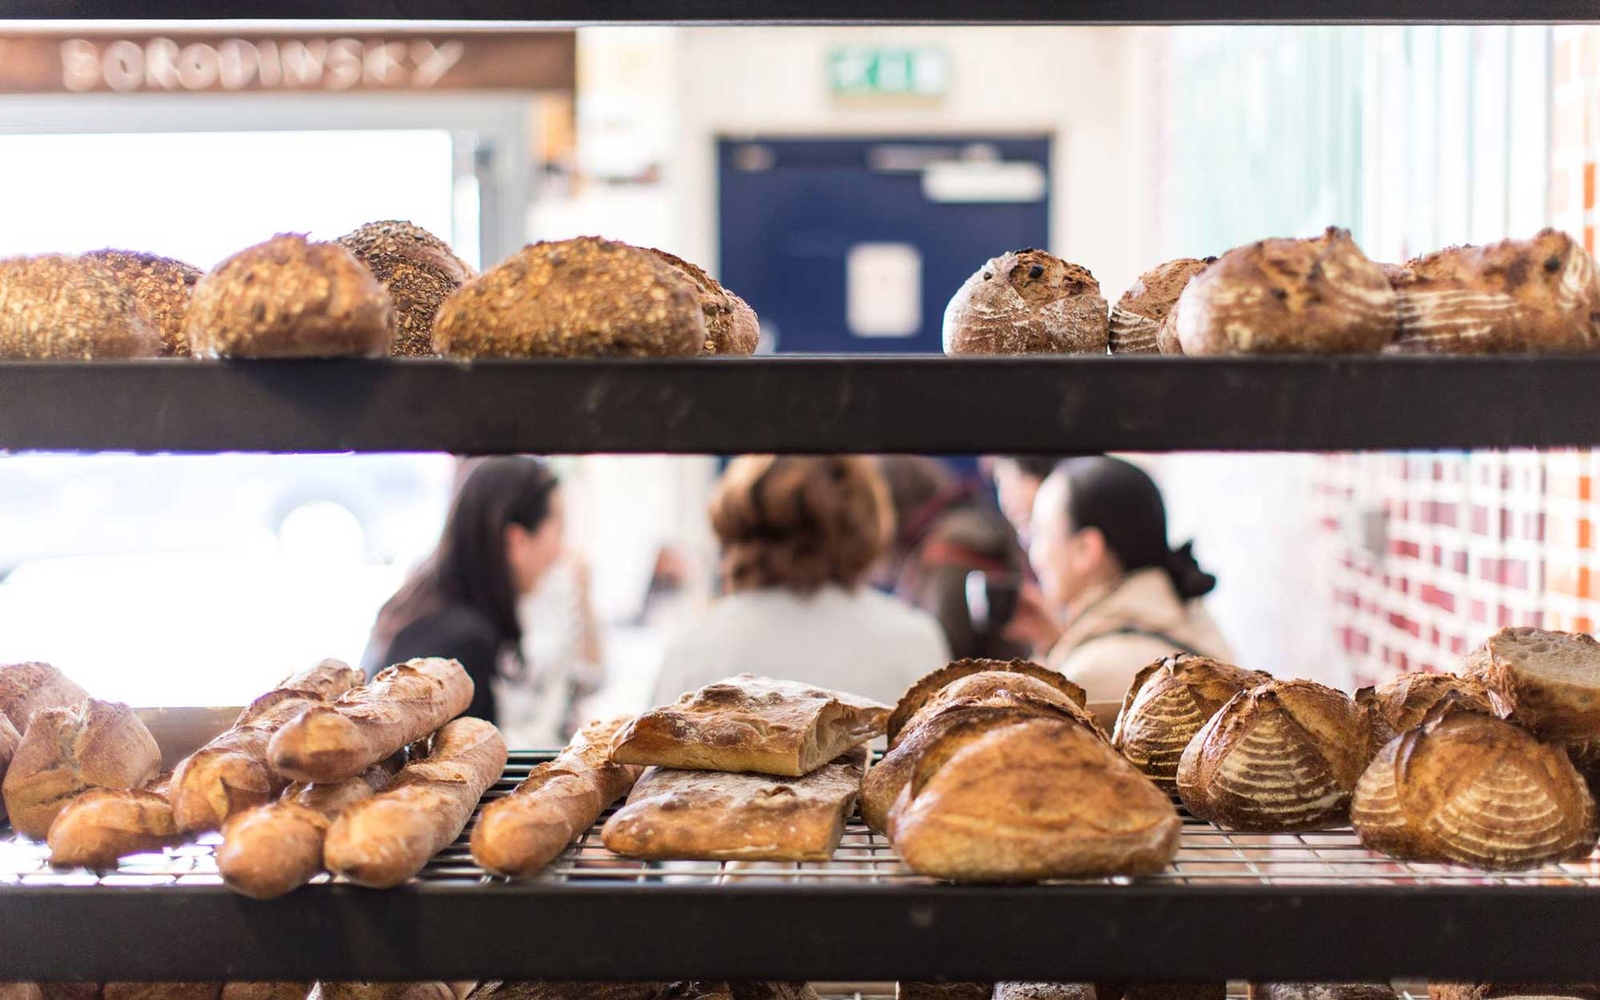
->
0, 254, 162, 359
337, 221, 474, 358
943, 249, 1109, 355
84, 250, 203, 358
1109, 258, 1213, 355
646, 248, 760, 356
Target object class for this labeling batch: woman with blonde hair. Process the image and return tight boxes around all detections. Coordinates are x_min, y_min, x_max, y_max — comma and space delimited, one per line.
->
653, 455, 950, 706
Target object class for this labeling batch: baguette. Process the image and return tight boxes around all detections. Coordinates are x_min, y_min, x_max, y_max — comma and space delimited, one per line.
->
323, 717, 506, 887
471, 716, 642, 879
0, 661, 89, 732
3, 699, 161, 839
0, 714, 18, 822
220, 986, 312, 1000
48, 773, 182, 868
171, 660, 363, 833
268, 658, 474, 784
218, 754, 404, 899
104, 986, 221, 1000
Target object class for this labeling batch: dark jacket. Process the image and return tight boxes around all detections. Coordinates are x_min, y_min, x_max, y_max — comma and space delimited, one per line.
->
372, 602, 503, 724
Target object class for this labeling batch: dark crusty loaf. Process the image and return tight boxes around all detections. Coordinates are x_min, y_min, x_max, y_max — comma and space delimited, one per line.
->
1387, 229, 1600, 354
1249, 987, 1397, 1000
435, 237, 706, 358
337, 220, 473, 358
0, 254, 162, 359
943, 248, 1109, 355
992, 987, 1090, 1000
1358, 671, 1493, 745
646, 248, 760, 356
185, 234, 395, 358
2, 698, 162, 839
1109, 257, 1214, 354
0, 661, 89, 733
1112, 654, 1271, 793
1171, 227, 1397, 354
84, 249, 203, 357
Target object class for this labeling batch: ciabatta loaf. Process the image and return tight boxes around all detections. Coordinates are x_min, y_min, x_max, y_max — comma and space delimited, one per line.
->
3, 699, 161, 839
1465, 626, 1600, 740
1113, 654, 1270, 793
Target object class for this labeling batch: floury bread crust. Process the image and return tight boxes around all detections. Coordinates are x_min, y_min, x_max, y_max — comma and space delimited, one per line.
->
943, 248, 1109, 355
1109, 257, 1214, 355
2, 698, 162, 839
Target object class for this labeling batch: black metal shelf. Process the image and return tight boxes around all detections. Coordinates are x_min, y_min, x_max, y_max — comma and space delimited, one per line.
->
0, 355, 1595, 455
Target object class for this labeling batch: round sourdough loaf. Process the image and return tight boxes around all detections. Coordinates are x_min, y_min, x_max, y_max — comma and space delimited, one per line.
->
1352, 700, 1598, 870
185, 234, 395, 358
0, 254, 162, 359
337, 220, 474, 358
943, 248, 1109, 355
84, 249, 202, 358
1357, 671, 1493, 745
1109, 257, 1214, 355
1112, 654, 1271, 793
435, 237, 706, 358
645, 247, 760, 356
887, 658, 1087, 746
1171, 227, 1397, 354
1387, 229, 1600, 354
1176, 678, 1375, 831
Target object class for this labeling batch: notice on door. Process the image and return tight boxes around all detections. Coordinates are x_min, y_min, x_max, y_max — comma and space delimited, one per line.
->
846, 242, 923, 339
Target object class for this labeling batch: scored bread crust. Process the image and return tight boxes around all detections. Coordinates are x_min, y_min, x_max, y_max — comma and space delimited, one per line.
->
435, 237, 706, 358
609, 674, 888, 777
1109, 257, 1214, 355
1176, 679, 1374, 832
1357, 671, 1494, 746
84, 249, 203, 358
1112, 654, 1271, 793
943, 248, 1110, 355
601, 745, 866, 862
1, 698, 162, 840
0, 254, 163, 359
644, 248, 760, 356
1465, 626, 1600, 740
0, 661, 90, 733
46, 774, 181, 869
471, 716, 643, 879
890, 717, 1180, 882
1351, 700, 1597, 871
887, 659, 1088, 747
1172, 227, 1397, 355
337, 220, 474, 358
898, 671, 1108, 746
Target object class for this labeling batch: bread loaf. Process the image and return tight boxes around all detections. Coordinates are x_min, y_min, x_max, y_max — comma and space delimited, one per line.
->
171, 659, 363, 832
1171, 227, 1397, 355
1122, 988, 1224, 1000
2, 698, 161, 839
463, 985, 666, 1000
888, 658, 1087, 747
943, 249, 1109, 355
645, 248, 760, 356
1249, 987, 1397, 1000
1112, 654, 1271, 793
0, 254, 162, 359
217, 754, 403, 899
219, 985, 312, 1000
890, 717, 1180, 881
434, 237, 706, 358
1567, 737, 1600, 797
602, 746, 865, 862
323, 717, 507, 888
1429, 986, 1600, 1000
471, 716, 642, 879
1108, 258, 1213, 355
0, 661, 90, 732
103, 985, 221, 1000
268, 657, 473, 783
84, 249, 203, 358
1386, 230, 1600, 354
1352, 700, 1597, 870
185, 234, 394, 358
0, 714, 18, 823
610, 674, 888, 777
900, 986, 992, 1000
992, 987, 1091, 1000
309, 985, 453, 1000
1176, 679, 1374, 831
1465, 626, 1600, 740
47, 773, 182, 868
1358, 671, 1493, 745
336, 221, 473, 358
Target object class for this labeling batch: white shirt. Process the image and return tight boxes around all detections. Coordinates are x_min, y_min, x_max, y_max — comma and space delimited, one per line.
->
653, 583, 952, 707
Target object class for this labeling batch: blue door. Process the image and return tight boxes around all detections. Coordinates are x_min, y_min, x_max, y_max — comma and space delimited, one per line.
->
718, 136, 1052, 355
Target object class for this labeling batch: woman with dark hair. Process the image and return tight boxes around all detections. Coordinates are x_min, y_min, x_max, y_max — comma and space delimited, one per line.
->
1007, 455, 1233, 723
367, 456, 565, 725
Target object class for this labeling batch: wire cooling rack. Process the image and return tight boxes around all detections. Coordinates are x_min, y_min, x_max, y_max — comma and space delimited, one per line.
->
3, 751, 1599, 889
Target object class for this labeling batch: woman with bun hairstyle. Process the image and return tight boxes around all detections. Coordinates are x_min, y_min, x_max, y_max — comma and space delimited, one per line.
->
653, 455, 950, 706
1007, 456, 1233, 720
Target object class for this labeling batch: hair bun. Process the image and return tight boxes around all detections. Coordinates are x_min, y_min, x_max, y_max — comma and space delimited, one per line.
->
1166, 541, 1217, 600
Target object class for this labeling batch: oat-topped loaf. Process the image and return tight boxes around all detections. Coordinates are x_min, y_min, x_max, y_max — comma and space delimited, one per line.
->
609, 674, 889, 776
1387, 229, 1600, 354
185, 234, 395, 358
943, 248, 1109, 355
0, 254, 162, 359
1109, 257, 1214, 355
435, 236, 707, 358
1171, 227, 1397, 354
337, 220, 474, 358
84, 249, 202, 358
646, 247, 760, 356
601, 745, 866, 861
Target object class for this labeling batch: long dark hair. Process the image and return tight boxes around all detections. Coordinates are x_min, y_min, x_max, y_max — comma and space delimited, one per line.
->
1059, 456, 1216, 601
371, 456, 560, 654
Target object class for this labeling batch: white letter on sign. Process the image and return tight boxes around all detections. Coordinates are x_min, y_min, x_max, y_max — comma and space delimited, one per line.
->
60, 40, 101, 92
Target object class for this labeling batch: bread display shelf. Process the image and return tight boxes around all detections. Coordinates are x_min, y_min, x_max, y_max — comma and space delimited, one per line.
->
4, 354, 1600, 453
3, 751, 1600, 982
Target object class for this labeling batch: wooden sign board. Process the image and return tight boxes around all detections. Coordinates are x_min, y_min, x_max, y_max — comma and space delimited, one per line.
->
0, 32, 576, 94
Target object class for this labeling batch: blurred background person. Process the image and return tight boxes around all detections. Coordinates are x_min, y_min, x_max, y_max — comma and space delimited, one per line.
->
653, 454, 949, 706
986, 455, 1066, 548
1007, 455, 1233, 718
367, 456, 572, 727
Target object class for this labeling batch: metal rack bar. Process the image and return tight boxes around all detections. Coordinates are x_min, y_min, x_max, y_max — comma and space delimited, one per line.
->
0, 355, 1598, 455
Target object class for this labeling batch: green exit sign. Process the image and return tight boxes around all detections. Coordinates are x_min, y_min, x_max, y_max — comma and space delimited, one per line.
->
829, 47, 949, 98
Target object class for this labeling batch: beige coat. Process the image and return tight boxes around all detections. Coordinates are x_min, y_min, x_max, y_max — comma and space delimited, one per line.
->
1045, 567, 1234, 728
